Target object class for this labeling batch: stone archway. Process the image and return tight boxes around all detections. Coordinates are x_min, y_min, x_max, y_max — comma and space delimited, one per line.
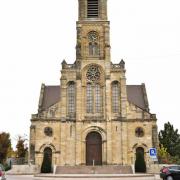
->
86, 131, 102, 165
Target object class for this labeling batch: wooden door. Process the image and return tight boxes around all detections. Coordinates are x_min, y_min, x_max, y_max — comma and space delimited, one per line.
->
135, 147, 146, 173
86, 132, 102, 165
41, 147, 52, 173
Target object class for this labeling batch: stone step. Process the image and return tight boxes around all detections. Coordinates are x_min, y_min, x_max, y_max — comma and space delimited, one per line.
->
55, 165, 133, 174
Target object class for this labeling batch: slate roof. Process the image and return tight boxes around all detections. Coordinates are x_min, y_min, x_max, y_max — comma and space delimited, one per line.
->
39, 84, 148, 111
126, 85, 147, 110
41, 86, 60, 110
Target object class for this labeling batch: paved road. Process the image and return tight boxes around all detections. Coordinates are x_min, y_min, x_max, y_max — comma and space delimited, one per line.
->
6, 175, 161, 180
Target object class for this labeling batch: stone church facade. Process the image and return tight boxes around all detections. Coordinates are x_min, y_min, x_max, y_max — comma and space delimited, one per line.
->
30, 0, 158, 169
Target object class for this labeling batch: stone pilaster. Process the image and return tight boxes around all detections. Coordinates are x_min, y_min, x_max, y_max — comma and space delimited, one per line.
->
106, 121, 112, 164
120, 75, 127, 118
60, 122, 67, 165
75, 122, 83, 165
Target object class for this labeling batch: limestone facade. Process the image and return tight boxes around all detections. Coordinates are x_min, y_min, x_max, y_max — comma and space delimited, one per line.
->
30, 0, 158, 168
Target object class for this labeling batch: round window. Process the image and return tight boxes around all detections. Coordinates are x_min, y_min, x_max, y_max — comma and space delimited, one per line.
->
44, 127, 53, 137
135, 127, 144, 137
86, 65, 100, 82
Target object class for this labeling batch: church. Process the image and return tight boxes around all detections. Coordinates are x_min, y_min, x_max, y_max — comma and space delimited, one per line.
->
30, 0, 158, 172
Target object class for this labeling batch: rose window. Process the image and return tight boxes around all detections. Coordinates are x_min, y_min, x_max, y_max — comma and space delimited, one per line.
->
86, 65, 100, 82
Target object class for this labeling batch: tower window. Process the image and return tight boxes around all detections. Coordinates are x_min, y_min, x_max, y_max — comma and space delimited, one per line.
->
88, 31, 99, 56
89, 42, 99, 56
87, 0, 99, 18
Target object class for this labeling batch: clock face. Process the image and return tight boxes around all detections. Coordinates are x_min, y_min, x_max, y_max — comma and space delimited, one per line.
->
88, 31, 98, 42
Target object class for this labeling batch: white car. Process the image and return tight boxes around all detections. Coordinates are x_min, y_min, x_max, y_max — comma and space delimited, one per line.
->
0, 164, 6, 180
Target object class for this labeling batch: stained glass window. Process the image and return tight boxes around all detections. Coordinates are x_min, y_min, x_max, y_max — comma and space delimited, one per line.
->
86, 65, 100, 82
95, 84, 101, 113
112, 81, 120, 113
68, 82, 75, 114
87, 83, 93, 113
86, 83, 102, 114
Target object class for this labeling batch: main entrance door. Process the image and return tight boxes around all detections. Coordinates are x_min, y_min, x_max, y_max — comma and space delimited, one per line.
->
86, 132, 102, 165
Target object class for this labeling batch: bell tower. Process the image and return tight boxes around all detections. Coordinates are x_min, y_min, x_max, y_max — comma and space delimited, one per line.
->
76, 0, 110, 63
78, 0, 108, 20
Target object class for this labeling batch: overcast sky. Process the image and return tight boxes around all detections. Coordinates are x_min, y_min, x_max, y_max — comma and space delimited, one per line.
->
0, 0, 180, 148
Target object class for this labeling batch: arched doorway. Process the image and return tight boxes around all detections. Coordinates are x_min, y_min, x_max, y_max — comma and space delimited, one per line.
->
86, 132, 102, 165
135, 147, 146, 173
41, 147, 52, 173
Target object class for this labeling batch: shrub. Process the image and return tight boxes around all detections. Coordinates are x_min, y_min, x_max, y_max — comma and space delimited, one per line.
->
4, 164, 11, 171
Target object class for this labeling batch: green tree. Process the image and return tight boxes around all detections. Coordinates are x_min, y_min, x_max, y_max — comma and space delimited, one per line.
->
0, 132, 11, 164
158, 144, 171, 164
159, 122, 180, 157
16, 135, 28, 158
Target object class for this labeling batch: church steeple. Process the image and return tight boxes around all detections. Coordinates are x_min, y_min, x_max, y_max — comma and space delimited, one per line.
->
76, 0, 110, 62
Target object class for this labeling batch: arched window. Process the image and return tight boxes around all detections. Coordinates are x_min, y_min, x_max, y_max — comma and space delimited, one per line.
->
112, 81, 120, 113
67, 82, 76, 114
89, 42, 99, 56
87, 0, 99, 18
95, 84, 101, 113
86, 65, 103, 114
87, 83, 93, 113
89, 42, 93, 55
86, 83, 102, 113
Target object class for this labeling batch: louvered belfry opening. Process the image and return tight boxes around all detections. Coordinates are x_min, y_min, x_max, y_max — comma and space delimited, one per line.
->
87, 0, 99, 18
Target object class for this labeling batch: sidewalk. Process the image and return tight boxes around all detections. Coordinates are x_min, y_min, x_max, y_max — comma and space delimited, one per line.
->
35, 173, 161, 179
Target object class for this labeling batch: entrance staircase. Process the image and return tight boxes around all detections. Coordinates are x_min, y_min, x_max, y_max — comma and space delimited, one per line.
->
55, 165, 133, 174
